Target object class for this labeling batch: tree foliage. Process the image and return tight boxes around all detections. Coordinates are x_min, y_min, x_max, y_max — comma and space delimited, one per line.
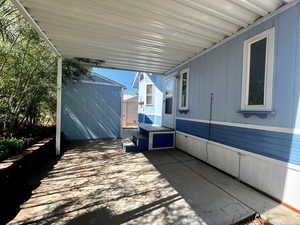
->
0, 0, 91, 134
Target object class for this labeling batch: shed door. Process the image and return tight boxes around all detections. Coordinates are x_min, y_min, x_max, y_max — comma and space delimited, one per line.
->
162, 76, 176, 128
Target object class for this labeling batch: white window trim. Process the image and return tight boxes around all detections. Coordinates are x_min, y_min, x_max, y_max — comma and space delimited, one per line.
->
179, 68, 190, 110
145, 83, 154, 106
241, 27, 275, 111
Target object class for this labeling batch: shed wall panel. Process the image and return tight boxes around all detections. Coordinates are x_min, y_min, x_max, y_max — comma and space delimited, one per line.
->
62, 81, 121, 140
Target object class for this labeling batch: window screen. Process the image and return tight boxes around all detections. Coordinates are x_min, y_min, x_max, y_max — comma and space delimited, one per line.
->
165, 97, 172, 114
248, 38, 267, 105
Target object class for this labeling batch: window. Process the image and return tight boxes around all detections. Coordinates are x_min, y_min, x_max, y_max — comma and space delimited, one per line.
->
165, 98, 173, 114
241, 28, 274, 111
145, 83, 153, 105
164, 79, 174, 114
179, 68, 189, 110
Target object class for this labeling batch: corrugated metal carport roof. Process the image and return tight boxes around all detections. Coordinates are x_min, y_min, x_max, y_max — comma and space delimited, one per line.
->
14, 0, 297, 74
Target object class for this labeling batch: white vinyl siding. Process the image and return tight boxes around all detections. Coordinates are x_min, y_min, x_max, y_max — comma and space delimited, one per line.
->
241, 28, 275, 111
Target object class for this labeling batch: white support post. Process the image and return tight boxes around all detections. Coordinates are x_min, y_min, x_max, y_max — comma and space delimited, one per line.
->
120, 88, 124, 138
56, 57, 62, 155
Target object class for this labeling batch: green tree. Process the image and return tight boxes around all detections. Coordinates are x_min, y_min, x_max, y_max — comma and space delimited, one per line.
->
0, 0, 91, 134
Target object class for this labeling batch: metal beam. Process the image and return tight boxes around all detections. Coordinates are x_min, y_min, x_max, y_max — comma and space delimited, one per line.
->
11, 0, 61, 57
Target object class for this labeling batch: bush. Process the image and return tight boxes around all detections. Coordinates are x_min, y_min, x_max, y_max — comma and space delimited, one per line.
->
0, 126, 55, 162
22, 137, 34, 148
0, 138, 25, 161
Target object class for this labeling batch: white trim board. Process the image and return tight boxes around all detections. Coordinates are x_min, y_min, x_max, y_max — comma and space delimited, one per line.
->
175, 130, 300, 172
241, 28, 275, 111
162, 75, 177, 129
55, 57, 62, 155
178, 68, 190, 110
141, 113, 161, 117
79, 80, 124, 88
120, 88, 124, 137
166, 0, 300, 75
90, 72, 126, 88
176, 117, 300, 135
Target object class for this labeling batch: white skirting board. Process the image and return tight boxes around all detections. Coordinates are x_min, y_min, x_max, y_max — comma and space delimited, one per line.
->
175, 131, 300, 210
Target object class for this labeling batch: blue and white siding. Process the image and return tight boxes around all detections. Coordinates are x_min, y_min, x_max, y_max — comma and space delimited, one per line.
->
136, 73, 163, 125
168, 4, 300, 210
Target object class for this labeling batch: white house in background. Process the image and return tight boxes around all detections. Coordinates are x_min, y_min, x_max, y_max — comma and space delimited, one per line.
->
122, 95, 138, 127
132, 72, 163, 126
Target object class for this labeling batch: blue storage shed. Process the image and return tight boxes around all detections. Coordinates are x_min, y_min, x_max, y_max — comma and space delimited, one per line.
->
61, 73, 125, 140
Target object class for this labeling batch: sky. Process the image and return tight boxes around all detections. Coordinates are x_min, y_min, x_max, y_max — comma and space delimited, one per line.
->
92, 67, 137, 95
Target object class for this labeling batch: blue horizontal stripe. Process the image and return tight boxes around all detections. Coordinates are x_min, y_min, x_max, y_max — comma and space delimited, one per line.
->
176, 119, 300, 166
176, 119, 210, 139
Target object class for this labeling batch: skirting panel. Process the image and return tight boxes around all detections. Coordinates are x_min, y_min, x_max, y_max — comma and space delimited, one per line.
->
207, 142, 239, 178
240, 153, 300, 210
176, 131, 300, 210
176, 132, 207, 161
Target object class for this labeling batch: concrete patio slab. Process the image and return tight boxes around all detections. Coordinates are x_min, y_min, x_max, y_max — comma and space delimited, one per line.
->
7, 140, 300, 225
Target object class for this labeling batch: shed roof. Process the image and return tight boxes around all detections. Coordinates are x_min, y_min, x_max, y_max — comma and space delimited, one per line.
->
124, 95, 138, 101
13, 0, 297, 74
77, 72, 126, 89
90, 72, 126, 88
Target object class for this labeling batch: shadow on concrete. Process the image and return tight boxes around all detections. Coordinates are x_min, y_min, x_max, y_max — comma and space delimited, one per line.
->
1, 154, 60, 225
5, 140, 300, 225
64, 195, 181, 225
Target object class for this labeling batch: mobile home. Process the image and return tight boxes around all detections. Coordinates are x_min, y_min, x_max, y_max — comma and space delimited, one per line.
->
162, 5, 300, 211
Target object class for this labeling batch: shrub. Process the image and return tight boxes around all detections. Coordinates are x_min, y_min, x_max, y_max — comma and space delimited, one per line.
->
0, 149, 9, 161
23, 137, 34, 147
0, 138, 25, 161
